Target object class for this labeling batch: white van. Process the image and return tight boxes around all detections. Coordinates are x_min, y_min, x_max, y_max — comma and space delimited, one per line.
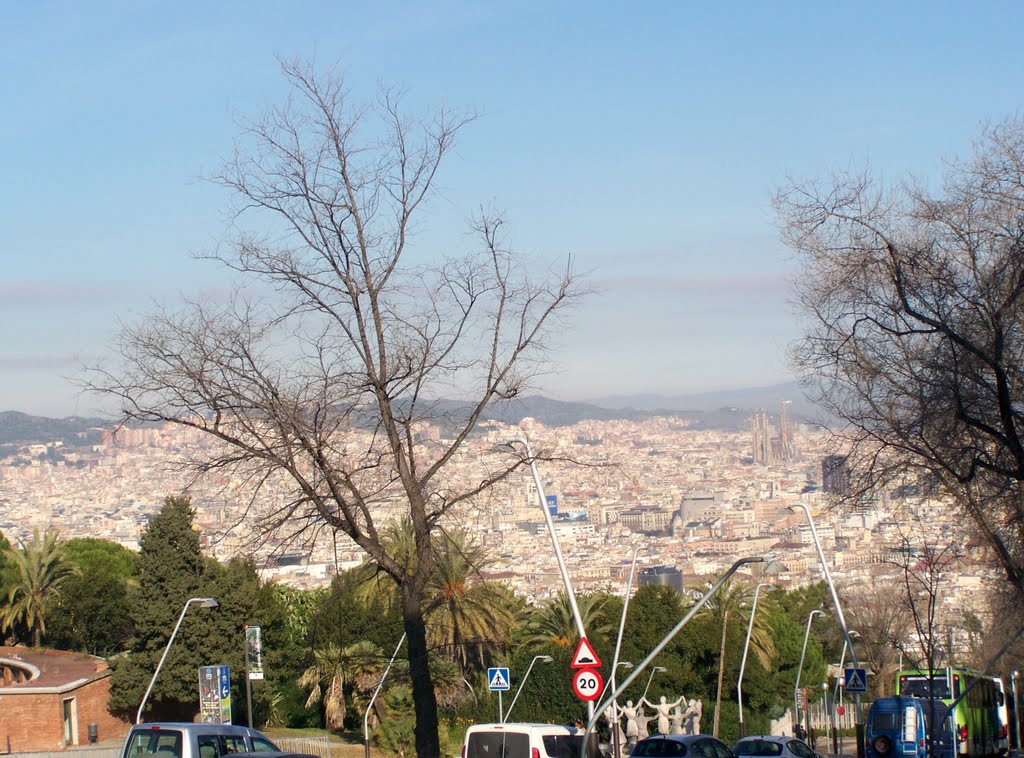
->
462, 723, 597, 758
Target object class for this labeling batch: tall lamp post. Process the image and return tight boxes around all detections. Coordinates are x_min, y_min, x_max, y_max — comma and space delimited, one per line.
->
795, 609, 825, 739
1012, 671, 1021, 754
737, 582, 769, 738
510, 435, 592, 722
364, 633, 406, 758
640, 666, 667, 704
609, 548, 640, 758
137, 597, 218, 724
833, 629, 859, 754
503, 655, 554, 723
600, 661, 633, 758
584, 557, 766, 758
788, 503, 864, 758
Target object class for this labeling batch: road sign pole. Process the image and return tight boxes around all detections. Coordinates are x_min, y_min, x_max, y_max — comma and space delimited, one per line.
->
498, 690, 503, 723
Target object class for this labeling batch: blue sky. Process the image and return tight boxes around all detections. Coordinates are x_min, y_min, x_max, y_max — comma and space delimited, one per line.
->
3, 1, 1023, 417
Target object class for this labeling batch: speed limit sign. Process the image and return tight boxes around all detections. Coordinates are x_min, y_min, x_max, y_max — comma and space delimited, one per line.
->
572, 666, 603, 701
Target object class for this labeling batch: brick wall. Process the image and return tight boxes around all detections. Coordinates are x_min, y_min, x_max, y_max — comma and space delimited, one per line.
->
0, 677, 132, 753
0, 691, 64, 752
74, 677, 133, 747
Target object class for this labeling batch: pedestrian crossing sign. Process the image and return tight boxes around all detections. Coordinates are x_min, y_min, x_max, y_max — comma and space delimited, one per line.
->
844, 667, 867, 693
488, 667, 510, 691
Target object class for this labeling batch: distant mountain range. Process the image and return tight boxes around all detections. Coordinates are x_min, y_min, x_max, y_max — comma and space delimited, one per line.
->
0, 411, 109, 448
0, 383, 821, 446
586, 381, 817, 416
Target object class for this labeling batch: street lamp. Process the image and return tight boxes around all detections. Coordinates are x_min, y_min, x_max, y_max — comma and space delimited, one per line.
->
585, 557, 767, 758
737, 582, 769, 737
609, 548, 640, 758
364, 634, 406, 758
503, 655, 554, 723
600, 662, 635, 701
640, 666, 668, 703
508, 436, 587, 637
787, 503, 864, 758
137, 597, 218, 724
833, 630, 859, 755
1012, 671, 1021, 753
601, 661, 633, 758
509, 434, 592, 724
794, 609, 825, 739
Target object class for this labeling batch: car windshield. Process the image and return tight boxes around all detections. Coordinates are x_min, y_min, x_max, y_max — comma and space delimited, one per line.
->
124, 730, 183, 758
632, 739, 688, 757
542, 735, 584, 758
734, 740, 783, 756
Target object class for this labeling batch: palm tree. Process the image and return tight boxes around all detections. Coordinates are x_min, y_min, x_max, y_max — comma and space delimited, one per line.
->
693, 579, 775, 737
355, 519, 520, 674
0, 529, 77, 646
524, 590, 615, 649
425, 528, 519, 672
297, 640, 384, 731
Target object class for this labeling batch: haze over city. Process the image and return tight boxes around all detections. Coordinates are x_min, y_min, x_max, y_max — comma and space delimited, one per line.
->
4, 2, 1024, 417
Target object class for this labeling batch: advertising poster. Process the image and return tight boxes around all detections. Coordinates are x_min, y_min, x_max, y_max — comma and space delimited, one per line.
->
245, 625, 264, 680
198, 665, 232, 724
198, 666, 221, 724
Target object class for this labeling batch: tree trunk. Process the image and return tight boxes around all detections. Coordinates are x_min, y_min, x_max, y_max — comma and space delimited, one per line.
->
714, 610, 729, 737
403, 589, 440, 758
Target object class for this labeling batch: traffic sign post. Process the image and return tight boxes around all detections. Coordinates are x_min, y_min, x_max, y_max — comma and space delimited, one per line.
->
844, 667, 867, 694
488, 667, 510, 722
571, 638, 602, 669
488, 667, 510, 691
573, 667, 603, 701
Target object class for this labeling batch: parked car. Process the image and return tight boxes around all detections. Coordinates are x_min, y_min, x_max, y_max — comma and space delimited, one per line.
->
630, 734, 735, 758
121, 722, 283, 758
732, 735, 821, 758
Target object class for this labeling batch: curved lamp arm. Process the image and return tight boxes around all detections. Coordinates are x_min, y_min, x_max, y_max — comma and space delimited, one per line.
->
582, 556, 766, 757
137, 597, 218, 724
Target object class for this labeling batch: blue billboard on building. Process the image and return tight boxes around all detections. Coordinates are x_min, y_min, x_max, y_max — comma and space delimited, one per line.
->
545, 494, 557, 515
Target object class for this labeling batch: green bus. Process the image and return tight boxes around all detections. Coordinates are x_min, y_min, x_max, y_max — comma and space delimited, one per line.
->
896, 669, 1000, 758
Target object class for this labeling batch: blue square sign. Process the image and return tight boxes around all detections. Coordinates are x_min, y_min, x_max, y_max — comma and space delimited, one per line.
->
488, 667, 510, 691
844, 667, 867, 693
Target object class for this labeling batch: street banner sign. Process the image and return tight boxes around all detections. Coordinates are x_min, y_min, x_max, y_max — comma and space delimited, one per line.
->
245, 625, 264, 680
198, 665, 232, 724
572, 667, 603, 701
488, 667, 511, 691
844, 667, 868, 693
571, 637, 602, 669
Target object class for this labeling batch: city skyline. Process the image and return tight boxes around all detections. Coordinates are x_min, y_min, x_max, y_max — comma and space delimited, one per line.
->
4, 2, 1024, 417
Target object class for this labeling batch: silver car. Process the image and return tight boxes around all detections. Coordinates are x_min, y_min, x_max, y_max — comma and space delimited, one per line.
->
732, 735, 822, 758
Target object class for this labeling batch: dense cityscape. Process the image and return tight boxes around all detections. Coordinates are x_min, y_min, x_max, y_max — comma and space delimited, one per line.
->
0, 402, 997, 659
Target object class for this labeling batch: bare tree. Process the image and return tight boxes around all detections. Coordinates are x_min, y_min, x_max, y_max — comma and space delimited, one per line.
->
844, 583, 912, 698
87, 60, 585, 756
776, 118, 1024, 599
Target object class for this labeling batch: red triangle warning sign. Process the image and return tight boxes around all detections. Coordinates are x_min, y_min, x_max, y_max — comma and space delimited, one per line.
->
570, 637, 602, 669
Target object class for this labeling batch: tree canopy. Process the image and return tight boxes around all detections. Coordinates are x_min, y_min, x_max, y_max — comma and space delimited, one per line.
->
777, 117, 1024, 596
87, 59, 585, 758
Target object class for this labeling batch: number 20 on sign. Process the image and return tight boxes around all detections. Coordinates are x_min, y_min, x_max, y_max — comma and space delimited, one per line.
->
573, 667, 603, 701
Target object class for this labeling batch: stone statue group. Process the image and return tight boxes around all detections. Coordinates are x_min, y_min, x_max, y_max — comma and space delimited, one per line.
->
603, 696, 703, 755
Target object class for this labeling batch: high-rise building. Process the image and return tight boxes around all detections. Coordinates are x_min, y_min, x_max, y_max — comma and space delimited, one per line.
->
822, 454, 850, 495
